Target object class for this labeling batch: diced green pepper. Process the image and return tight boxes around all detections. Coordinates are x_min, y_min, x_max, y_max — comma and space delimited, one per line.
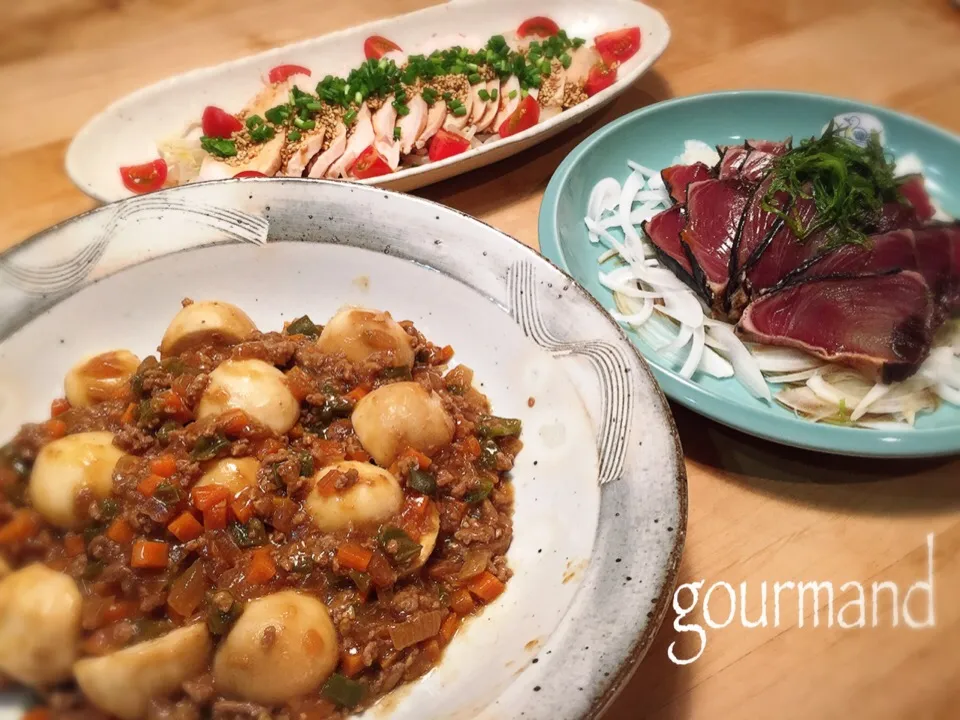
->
322, 673, 366, 708
477, 415, 522, 438
286, 315, 320, 338
230, 518, 267, 548
463, 478, 494, 504
191, 432, 230, 461
378, 526, 422, 565
407, 468, 436, 496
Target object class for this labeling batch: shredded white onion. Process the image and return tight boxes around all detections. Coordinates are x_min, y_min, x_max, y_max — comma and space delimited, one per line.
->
584, 148, 957, 427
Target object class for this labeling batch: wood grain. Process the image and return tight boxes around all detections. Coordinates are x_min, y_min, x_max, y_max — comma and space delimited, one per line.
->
1, 1, 959, 718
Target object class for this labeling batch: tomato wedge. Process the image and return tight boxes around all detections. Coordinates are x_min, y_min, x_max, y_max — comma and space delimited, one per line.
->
350, 145, 392, 179
594, 27, 642, 65
498, 95, 540, 138
584, 62, 618, 97
234, 171, 267, 178
201, 106, 242, 139
268, 64, 312, 84
364, 35, 402, 60
517, 16, 559, 38
428, 129, 471, 162
119, 159, 168, 194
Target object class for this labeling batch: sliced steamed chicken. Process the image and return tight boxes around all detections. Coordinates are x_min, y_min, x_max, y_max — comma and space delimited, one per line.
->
566, 45, 602, 85
372, 98, 401, 171
327, 103, 375, 178
475, 78, 501, 132
416, 99, 448, 150
443, 78, 474, 134
397, 94, 428, 155
468, 80, 489, 126
281, 126, 326, 177
537, 59, 566, 122
493, 76, 520, 130
308, 123, 347, 178
198, 74, 312, 180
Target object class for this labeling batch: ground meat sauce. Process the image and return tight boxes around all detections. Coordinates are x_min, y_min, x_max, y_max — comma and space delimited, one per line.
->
0, 306, 520, 720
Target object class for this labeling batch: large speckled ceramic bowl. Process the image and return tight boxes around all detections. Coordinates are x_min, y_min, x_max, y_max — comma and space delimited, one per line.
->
0, 180, 686, 720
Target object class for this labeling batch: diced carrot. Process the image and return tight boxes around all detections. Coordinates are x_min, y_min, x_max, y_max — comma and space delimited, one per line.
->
221, 408, 252, 436
159, 390, 186, 414
336, 543, 373, 573
167, 511, 204, 542
345, 385, 370, 403
0, 509, 40, 545
45, 419, 67, 439
439, 613, 462, 645
22, 707, 51, 720
50, 398, 71, 418
467, 571, 506, 603
284, 366, 314, 402
314, 439, 345, 464
314, 470, 341, 497
449, 588, 475, 616
341, 651, 366, 678
203, 501, 228, 531
101, 599, 138, 624
399, 447, 432, 469
422, 637, 442, 662
191, 483, 231, 511
345, 448, 371, 462
255, 437, 285, 460
231, 492, 254, 524
137, 474, 164, 497
438, 345, 455, 363
245, 547, 276, 584
120, 402, 137, 425
105, 518, 135, 545
64, 533, 86, 557
462, 436, 481, 460
149, 455, 177, 478
131, 540, 169, 569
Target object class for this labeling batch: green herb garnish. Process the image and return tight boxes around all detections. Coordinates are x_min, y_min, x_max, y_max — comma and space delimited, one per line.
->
762, 122, 901, 248
287, 129, 302, 142
249, 124, 276, 143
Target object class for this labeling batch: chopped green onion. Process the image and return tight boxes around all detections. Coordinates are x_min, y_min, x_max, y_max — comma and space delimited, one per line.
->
572, 37, 586, 48
306, 100, 323, 112
393, 127, 402, 141
245, 114, 264, 129
442, 92, 453, 101
490, 88, 498, 101
478, 89, 490, 101
355, 91, 363, 104
343, 109, 358, 125
560, 52, 572, 69
200, 136, 237, 158
249, 124, 276, 143
466, 62, 479, 72
453, 106, 467, 117
509, 89, 518, 99
287, 129, 302, 142
396, 103, 410, 116
468, 73, 482, 85
293, 117, 316, 130
264, 104, 291, 124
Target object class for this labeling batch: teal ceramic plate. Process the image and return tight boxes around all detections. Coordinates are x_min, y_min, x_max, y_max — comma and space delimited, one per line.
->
539, 91, 960, 457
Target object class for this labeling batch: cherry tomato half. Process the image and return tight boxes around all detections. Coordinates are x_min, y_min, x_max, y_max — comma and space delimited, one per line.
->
594, 27, 642, 65
119, 159, 168, 194
234, 171, 267, 178
350, 145, 393, 179
363, 35, 402, 60
268, 64, 312, 84
201, 106, 243, 138
428, 129, 472, 162
498, 94, 540, 138
517, 16, 560, 38
584, 62, 618, 97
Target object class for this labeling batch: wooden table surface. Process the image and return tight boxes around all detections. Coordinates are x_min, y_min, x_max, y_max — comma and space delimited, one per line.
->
2, 1, 960, 718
